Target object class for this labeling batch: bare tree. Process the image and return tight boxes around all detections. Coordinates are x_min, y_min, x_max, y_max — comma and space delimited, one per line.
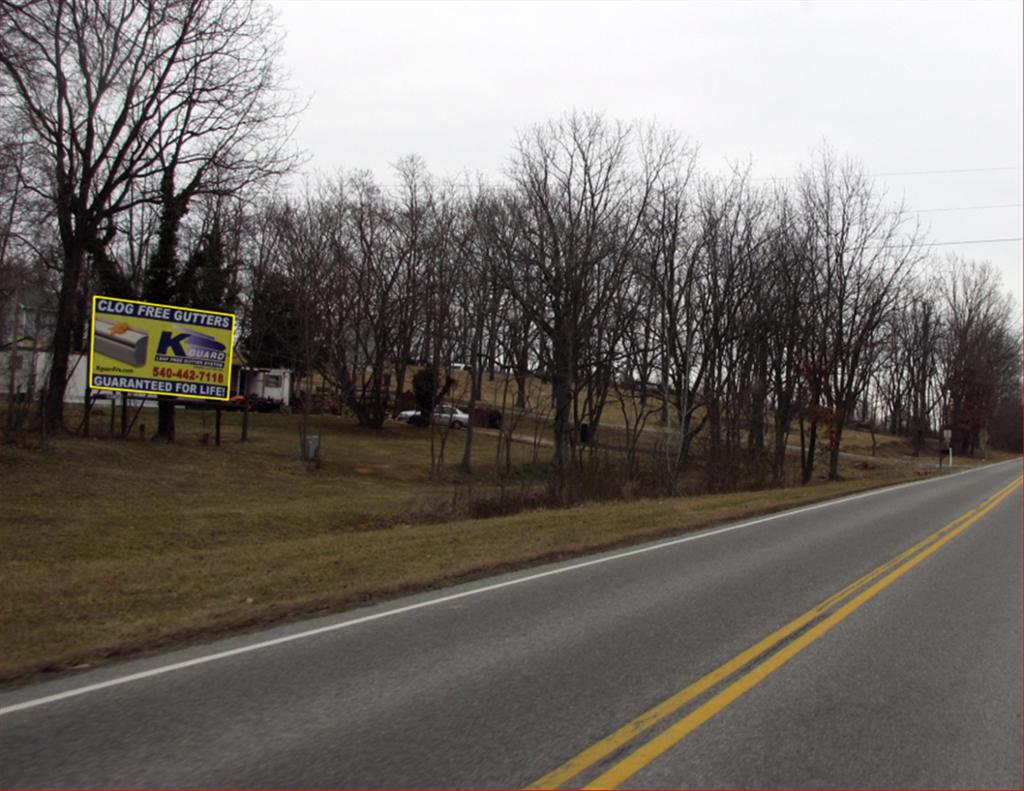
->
875, 295, 913, 436
609, 269, 663, 482
502, 113, 671, 497
318, 171, 400, 428
639, 156, 703, 486
873, 278, 943, 455
0, 0, 299, 431
389, 155, 432, 416
797, 149, 921, 481
272, 188, 332, 460
476, 190, 536, 411
232, 199, 291, 440
938, 256, 1018, 456
692, 171, 767, 491
457, 185, 506, 472
903, 286, 942, 456
761, 190, 815, 484
0, 118, 55, 440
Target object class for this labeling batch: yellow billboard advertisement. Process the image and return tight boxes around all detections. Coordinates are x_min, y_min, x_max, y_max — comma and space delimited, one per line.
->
89, 296, 235, 401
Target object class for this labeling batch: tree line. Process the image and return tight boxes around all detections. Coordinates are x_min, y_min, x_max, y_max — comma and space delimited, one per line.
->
241, 120, 1018, 496
1, 3, 1019, 495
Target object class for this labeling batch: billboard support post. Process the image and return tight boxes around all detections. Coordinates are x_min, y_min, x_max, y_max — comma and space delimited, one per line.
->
83, 384, 91, 438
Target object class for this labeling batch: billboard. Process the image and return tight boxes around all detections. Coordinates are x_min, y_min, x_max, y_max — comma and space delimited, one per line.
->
89, 296, 235, 400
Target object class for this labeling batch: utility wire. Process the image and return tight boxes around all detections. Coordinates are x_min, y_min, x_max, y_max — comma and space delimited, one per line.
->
877, 237, 1022, 249
751, 165, 1022, 183
366, 166, 1024, 191
906, 203, 1022, 213
922, 237, 1022, 246
872, 166, 1022, 177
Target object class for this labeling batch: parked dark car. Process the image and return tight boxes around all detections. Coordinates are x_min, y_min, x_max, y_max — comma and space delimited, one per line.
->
471, 404, 503, 429
224, 394, 283, 413
251, 395, 283, 413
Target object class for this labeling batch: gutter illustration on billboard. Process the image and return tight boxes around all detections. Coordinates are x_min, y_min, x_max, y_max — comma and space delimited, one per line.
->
89, 296, 235, 401
94, 318, 150, 367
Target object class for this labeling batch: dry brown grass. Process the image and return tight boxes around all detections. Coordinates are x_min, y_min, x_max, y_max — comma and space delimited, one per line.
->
1, 401, 1007, 683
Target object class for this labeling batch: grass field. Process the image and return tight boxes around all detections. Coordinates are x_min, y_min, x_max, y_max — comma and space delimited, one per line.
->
0, 403, 1013, 683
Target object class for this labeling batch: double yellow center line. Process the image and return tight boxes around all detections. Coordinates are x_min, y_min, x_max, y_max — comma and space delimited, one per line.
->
529, 475, 1022, 790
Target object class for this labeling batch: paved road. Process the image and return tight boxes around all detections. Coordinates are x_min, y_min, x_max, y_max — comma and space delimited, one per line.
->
2, 460, 1020, 789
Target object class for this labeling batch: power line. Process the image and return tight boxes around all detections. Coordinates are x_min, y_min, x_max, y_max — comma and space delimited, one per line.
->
751, 165, 1022, 183
906, 203, 1022, 213
878, 236, 1022, 249
872, 164, 1024, 176
872, 166, 1022, 177
922, 236, 1022, 246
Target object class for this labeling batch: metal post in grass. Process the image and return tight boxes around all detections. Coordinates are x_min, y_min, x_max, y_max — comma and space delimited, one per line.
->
5, 286, 20, 438
125, 394, 149, 437
120, 392, 127, 438
83, 384, 91, 438
215, 402, 222, 446
240, 368, 249, 442
38, 380, 48, 451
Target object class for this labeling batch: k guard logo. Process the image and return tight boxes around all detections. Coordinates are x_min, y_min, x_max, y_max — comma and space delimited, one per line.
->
154, 327, 228, 368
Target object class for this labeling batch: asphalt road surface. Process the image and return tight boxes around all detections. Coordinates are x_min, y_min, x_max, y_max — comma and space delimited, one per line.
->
2, 460, 1021, 789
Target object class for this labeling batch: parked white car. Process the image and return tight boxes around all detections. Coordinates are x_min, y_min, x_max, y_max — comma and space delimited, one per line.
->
396, 405, 470, 429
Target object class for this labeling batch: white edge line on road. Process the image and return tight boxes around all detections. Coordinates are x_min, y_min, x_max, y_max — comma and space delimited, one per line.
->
2, 458, 1019, 716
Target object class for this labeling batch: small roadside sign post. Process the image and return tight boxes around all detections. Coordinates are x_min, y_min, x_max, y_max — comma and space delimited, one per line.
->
942, 428, 952, 468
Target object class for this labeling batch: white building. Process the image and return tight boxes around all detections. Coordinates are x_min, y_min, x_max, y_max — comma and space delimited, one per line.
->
232, 366, 292, 405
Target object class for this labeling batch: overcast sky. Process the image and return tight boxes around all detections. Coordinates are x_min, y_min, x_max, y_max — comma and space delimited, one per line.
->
270, 0, 1022, 312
